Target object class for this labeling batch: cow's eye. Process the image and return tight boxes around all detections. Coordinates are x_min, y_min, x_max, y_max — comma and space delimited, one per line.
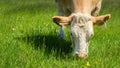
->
79, 25, 84, 28
71, 33, 73, 36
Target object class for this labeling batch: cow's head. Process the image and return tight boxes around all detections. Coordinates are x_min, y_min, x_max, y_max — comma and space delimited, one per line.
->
52, 13, 111, 58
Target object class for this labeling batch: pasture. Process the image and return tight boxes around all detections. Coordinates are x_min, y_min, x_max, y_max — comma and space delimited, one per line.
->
0, 0, 120, 68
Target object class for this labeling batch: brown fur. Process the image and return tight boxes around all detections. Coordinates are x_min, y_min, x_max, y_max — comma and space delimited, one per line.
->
56, 0, 102, 16
53, 0, 111, 26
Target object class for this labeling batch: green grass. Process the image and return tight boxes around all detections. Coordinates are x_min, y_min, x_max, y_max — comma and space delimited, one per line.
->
0, 0, 120, 68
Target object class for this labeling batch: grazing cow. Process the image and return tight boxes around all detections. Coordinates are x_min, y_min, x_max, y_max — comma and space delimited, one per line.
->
52, 0, 111, 58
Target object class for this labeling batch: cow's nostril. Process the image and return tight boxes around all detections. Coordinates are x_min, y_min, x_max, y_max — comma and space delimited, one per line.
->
76, 53, 87, 59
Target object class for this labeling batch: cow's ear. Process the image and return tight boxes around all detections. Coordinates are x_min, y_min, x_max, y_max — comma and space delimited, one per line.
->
52, 16, 73, 26
92, 14, 111, 25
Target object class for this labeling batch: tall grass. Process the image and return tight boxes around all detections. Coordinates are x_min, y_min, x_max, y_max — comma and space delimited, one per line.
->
0, 0, 120, 68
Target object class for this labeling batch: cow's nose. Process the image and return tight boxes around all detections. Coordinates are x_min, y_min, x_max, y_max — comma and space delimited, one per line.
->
76, 53, 87, 59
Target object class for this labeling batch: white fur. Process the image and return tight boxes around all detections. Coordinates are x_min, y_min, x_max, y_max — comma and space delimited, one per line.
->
70, 13, 94, 56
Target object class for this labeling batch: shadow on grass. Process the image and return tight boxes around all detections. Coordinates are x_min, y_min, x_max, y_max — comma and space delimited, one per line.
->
20, 34, 72, 58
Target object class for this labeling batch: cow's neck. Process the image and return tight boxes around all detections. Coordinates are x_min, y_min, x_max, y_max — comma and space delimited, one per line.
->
72, 0, 92, 14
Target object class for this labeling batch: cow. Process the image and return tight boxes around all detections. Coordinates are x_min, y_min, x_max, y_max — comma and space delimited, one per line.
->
52, 0, 111, 58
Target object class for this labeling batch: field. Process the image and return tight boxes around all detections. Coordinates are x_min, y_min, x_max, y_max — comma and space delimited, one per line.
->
0, 0, 120, 68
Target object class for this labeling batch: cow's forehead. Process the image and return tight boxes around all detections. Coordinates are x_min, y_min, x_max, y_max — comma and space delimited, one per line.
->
71, 13, 91, 17
72, 14, 91, 22
71, 13, 92, 27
